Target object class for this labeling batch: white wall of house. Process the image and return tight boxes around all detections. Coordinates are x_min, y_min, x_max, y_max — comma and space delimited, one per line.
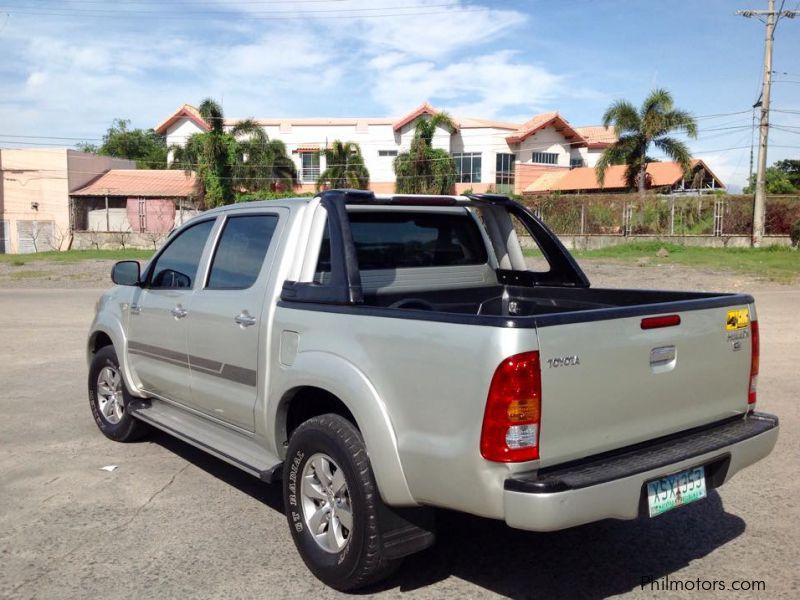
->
573, 146, 604, 168
165, 120, 206, 163
517, 128, 573, 168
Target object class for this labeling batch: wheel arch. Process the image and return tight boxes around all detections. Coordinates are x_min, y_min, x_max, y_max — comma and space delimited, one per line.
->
271, 351, 416, 507
87, 319, 147, 399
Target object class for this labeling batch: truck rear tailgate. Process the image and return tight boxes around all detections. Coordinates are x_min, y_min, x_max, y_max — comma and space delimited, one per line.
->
536, 301, 755, 467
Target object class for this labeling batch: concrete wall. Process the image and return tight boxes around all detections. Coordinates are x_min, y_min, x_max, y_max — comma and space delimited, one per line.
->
519, 233, 792, 251
72, 230, 165, 251
0, 149, 135, 253
66, 151, 134, 192
0, 149, 70, 253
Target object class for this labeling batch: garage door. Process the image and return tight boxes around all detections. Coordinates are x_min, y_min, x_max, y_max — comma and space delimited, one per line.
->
16, 220, 54, 254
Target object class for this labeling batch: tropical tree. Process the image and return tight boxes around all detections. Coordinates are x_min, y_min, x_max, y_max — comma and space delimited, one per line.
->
596, 89, 698, 194
77, 118, 167, 169
743, 165, 798, 194
773, 159, 800, 188
316, 141, 369, 191
170, 98, 296, 207
232, 124, 297, 194
394, 112, 457, 194
170, 98, 234, 207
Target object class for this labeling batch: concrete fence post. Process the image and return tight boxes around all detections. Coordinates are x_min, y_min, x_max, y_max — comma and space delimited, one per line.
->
670, 197, 675, 236
580, 201, 586, 235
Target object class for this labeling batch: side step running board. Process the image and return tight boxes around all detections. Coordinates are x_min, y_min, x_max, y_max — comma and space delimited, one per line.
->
130, 399, 283, 483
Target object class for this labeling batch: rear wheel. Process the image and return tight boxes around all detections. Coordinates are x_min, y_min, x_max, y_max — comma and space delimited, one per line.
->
88, 346, 148, 442
284, 414, 401, 591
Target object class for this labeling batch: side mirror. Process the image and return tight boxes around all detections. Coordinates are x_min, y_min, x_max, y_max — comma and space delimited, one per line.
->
111, 261, 141, 286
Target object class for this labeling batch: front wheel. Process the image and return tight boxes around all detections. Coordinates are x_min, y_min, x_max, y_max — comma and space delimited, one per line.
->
283, 414, 401, 591
88, 346, 148, 442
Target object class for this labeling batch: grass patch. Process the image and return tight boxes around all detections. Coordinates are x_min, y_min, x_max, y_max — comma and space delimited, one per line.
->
7, 270, 52, 280
571, 242, 799, 282
0, 249, 153, 265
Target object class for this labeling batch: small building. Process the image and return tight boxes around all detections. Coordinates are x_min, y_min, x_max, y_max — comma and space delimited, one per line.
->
524, 159, 725, 194
69, 169, 201, 242
0, 148, 134, 253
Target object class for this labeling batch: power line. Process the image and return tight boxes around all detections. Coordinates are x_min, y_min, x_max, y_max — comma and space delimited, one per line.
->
0, 125, 757, 158
0, 109, 759, 146
0, 3, 487, 21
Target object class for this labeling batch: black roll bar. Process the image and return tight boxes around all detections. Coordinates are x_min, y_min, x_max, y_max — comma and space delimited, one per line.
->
279, 189, 589, 306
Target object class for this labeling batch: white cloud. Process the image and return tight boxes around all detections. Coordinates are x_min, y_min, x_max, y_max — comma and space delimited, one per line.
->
353, 1, 527, 59
369, 51, 565, 118
0, 0, 589, 142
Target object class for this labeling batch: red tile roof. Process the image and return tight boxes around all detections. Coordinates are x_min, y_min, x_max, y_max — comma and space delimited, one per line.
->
153, 104, 211, 135
526, 159, 723, 193
71, 169, 200, 198
574, 125, 617, 148
392, 102, 459, 132
505, 112, 586, 145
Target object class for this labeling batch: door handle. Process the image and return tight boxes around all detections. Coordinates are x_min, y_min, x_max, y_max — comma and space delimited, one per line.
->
130, 303, 142, 315
234, 313, 257, 327
170, 306, 188, 319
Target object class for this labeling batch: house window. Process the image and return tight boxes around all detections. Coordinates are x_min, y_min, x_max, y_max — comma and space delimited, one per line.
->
495, 153, 515, 192
301, 152, 320, 182
378, 150, 398, 157
452, 152, 482, 183
570, 157, 586, 169
532, 151, 559, 165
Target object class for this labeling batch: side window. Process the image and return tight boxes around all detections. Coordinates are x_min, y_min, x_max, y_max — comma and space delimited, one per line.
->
149, 220, 215, 289
207, 215, 279, 290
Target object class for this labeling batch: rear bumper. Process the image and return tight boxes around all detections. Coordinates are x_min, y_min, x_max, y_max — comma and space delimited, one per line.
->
503, 412, 779, 532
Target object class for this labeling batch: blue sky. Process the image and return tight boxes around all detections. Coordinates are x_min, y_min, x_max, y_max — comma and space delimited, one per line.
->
0, 0, 798, 190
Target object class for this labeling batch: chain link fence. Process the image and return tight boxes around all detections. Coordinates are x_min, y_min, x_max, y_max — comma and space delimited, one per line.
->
520, 194, 800, 237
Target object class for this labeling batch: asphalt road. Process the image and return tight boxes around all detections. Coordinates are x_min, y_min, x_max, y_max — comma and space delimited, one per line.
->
1, 287, 798, 599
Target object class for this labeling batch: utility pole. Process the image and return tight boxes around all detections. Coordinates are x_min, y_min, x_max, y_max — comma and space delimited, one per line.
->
737, 1, 797, 246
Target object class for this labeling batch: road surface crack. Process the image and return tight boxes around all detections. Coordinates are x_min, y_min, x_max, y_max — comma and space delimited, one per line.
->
8, 462, 190, 598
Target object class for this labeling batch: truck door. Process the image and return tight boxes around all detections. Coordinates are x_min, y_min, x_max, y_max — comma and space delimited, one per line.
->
185, 210, 285, 432
127, 218, 217, 405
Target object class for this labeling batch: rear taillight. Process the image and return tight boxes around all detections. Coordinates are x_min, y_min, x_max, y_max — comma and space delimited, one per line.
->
749, 320, 759, 405
480, 351, 541, 462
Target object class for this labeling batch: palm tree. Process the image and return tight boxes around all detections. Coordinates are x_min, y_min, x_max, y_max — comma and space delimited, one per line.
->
170, 98, 233, 207
596, 89, 698, 194
171, 97, 297, 205
317, 141, 369, 191
394, 112, 458, 194
232, 123, 297, 193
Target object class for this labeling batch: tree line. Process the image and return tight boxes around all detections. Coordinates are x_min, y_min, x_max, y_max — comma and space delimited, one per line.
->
78, 97, 458, 208
81, 91, 793, 204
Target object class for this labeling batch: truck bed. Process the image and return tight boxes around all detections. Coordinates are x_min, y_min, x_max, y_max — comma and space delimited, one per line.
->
363, 283, 750, 324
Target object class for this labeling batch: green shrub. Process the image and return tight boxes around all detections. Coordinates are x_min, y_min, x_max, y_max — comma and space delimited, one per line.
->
791, 219, 800, 248
235, 191, 315, 203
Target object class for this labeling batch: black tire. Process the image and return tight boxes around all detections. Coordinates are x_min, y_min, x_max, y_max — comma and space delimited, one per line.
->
284, 414, 401, 591
88, 345, 148, 442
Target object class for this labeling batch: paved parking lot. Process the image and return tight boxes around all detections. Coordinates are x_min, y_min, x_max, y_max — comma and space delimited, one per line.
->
1, 285, 798, 599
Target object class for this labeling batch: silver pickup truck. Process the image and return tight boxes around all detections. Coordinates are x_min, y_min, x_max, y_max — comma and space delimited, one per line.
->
87, 190, 778, 590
